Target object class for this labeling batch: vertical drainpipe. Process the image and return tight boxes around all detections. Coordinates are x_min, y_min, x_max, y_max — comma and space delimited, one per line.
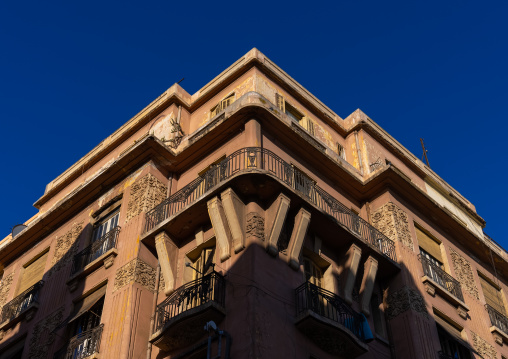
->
147, 264, 161, 359
354, 131, 364, 175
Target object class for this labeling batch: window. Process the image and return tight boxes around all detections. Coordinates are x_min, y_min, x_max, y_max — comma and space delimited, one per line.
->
16, 250, 48, 296
303, 257, 323, 288
66, 285, 106, 359
416, 226, 443, 264
370, 293, 387, 339
0, 338, 25, 359
275, 94, 314, 135
479, 272, 506, 315
92, 209, 119, 243
434, 310, 471, 359
192, 247, 216, 280
210, 93, 235, 118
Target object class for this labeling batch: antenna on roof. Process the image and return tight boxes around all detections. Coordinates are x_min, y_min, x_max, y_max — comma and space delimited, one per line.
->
176, 78, 184, 84
420, 138, 430, 167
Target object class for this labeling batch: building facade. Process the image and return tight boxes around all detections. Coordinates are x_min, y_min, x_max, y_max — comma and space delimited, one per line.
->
0, 48, 507, 359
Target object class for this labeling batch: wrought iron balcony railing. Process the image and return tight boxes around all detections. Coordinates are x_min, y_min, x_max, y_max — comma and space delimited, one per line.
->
154, 271, 225, 333
71, 227, 120, 275
64, 324, 104, 359
438, 351, 454, 359
295, 281, 366, 341
419, 255, 464, 301
144, 147, 396, 262
0, 280, 43, 323
486, 304, 508, 335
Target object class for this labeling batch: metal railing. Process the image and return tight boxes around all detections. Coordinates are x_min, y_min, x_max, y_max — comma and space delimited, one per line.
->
419, 255, 464, 301
486, 304, 508, 335
0, 280, 43, 323
438, 351, 454, 359
71, 227, 120, 275
295, 281, 366, 341
144, 147, 396, 262
154, 271, 225, 333
65, 324, 104, 359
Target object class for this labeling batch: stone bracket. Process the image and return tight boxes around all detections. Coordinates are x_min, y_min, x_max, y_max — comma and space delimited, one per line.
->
343, 244, 362, 305
221, 188, 245, 254
288, 208, 311, 270
360, 256, 379, 315
207, 197, 232, 262
490, 326, 508, 346
265, 194, 290, 256
66, 248, 118, 292
156, 231, 178, 295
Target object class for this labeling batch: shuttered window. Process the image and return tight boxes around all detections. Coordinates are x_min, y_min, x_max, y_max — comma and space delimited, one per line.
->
479, 274, 506, 315
16, 251, 48, 295
193, 248, 216, 280
303, 257, 322, 287
416, 227, 442, 263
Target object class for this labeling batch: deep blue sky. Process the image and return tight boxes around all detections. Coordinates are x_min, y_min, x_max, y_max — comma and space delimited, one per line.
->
1, 1, 507, 249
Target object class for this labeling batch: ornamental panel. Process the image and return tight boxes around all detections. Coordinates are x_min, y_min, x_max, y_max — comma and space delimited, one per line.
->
371, 202, 413, 250
449, 248, 479, 299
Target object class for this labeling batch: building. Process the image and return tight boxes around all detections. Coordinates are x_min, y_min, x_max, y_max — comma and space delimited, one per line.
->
0, 48, 506, 359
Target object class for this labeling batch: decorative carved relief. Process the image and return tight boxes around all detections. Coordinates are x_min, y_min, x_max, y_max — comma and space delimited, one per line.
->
246, 212, 264, 240
386, 286, 428, 320
371, 202, 413, 250
449, 248, 479, 299
126, 173, 167, 221
158, 270, 165, 292
47, 222, 84, 278
113, 258, 156, 292
28, 306, 64, 359
0, 273, 14, 313
471, 331, 497, 359
166, 118, 185, 149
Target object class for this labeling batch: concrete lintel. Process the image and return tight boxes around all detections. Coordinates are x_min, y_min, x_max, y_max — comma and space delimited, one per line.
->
207, 197, 231, 262
288, 208, 311, 270
265, 194, 290, 256
155, 231, 178, 296
343, 244, 362, 305
221, 188, 245, 253
360, 256, 379, 315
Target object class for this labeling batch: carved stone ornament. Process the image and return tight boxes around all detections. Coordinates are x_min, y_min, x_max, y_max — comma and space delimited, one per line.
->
47, 222, 84, 278
28, 306, 64, 359
386, 285, 428, 320
371, 202, 413, 250
126, 173, 167, 221
449, 248, 479, 300
471, 331, 497, 359
113, 258, 156, 292
166, 118, 185, 149
246, 212, 265, 241
0, 273, 14, 313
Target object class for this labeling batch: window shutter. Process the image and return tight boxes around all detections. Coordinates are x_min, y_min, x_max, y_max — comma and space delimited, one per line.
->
416, 227, 442, 263
16, 251, 48, 295
434, 312, 464, 344
275, 94, 285, 112
480, 275, 506, 315
304, 117, 315, 136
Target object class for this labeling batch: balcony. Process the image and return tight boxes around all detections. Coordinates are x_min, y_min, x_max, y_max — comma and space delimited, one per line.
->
419, 255, 469, 318
295, 282, 369, 357
0, 280, 43, 329
486, 304, 508, 344
144, 147, 397, 263
63, 324, 104, 359
150, 271, 226, 352
69, 227, 120, 281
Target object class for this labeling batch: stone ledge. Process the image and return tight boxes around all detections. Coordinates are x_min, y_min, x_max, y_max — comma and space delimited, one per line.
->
421, 276, 469, 319
490, 325, 508, 346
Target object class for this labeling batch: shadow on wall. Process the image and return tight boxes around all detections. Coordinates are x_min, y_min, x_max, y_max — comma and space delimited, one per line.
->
0, 220, 108, 359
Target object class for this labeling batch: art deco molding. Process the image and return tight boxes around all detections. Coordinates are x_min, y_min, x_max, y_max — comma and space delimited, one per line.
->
113, 258, 156, 293
28, 306, 64, 359
0, 272, 14, 313
371, 202, 413, 250
449, 248, 479, 300
471, 331, 497, 359
126, 173, 167, 221
47, 222, 84, 278
246, 212, 264, 241
386, 285, 428, 320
